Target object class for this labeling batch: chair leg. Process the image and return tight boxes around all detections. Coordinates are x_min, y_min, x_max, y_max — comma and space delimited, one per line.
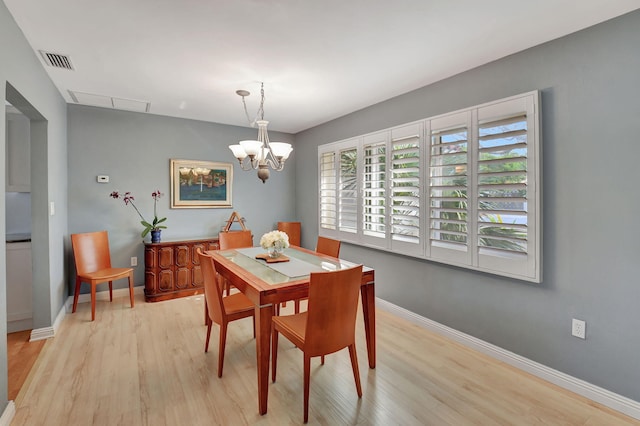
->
91, 283, 97, 321
218, 322, 228, 377
294, 299, 301, 314
204, 318, 212, 353
72, 277, 82, 313
128, 273, 135, 308
108, 281, 113, 302
271, 328, 279, 382
321, 355, 325, 365
348, 344, 363, 398
204, 299, 208, 325
303, 354, 311, 423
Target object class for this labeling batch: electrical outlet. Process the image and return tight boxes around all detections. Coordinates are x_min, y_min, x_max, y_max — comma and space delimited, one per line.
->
572, 318, 586, 339
131, 256, 138, 267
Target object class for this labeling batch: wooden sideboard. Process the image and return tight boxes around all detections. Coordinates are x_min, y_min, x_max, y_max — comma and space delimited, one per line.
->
144, 237, 219, 302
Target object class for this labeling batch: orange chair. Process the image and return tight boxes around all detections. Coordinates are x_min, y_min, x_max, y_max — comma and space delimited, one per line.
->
218, 230, 253, 295
271, 265, 364, 423
197, 248, 255, 377
277, 221, 301, 246
218, 230, 253, 251
293, 236, 342, 314
316, 236, 341, 258
71, 231, 134, 321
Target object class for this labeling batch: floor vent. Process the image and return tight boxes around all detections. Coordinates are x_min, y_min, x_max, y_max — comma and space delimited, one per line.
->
39, 51, 74, 70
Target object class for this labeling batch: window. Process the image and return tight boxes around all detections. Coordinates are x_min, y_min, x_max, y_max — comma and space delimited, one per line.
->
363, 134, 387, 239
318, 91, 541, 282
338, 147, 358, 233
319, 151, 337, 230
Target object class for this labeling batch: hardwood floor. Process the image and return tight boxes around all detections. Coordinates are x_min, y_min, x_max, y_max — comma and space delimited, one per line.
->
11, 294, 639, 425
7, 330, 45, 401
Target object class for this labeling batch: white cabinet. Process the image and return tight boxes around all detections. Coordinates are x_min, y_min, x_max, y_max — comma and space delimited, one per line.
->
6, 242, 33, 332
5, 108, 31, 192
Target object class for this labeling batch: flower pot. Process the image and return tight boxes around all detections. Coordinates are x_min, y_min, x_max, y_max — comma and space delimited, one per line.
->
151, 229, 162, 243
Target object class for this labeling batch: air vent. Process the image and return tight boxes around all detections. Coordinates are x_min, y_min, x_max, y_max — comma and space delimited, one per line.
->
39, 50, 74, 70
68, 90, 151, 113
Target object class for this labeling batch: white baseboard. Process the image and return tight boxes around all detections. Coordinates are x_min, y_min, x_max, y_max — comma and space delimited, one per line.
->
0, 401, 15, 426
375, 298, 640, 421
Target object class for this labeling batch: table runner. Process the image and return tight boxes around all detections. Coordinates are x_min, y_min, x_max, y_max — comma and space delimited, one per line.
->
236, 247, 327, 278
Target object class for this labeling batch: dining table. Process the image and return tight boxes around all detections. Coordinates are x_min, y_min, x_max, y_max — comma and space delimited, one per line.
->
208, 245, 376, 415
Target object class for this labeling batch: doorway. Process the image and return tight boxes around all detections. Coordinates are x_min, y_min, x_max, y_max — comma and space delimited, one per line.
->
5, 102, 33, 333
5, 83, 50, 402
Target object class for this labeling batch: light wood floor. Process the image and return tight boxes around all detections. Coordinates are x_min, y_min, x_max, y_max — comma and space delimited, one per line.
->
11, 294, 638, 425
7, 330, 46, 401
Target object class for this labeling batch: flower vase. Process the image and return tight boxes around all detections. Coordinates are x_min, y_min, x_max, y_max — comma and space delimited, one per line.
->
268, 245, 283, 259
151, 229, 162, 243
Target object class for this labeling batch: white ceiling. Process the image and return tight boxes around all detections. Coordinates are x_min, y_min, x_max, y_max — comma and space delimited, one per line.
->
4, 0, 639, 133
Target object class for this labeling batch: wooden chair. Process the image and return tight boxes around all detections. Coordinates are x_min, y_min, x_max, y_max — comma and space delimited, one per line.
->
197, 248, 255, 377
271, 265, 364, 423
293, 236, 342, 314
277, 221, 301, 246
218, 230, 253, 251
71, 230, 134, 321
316, 236, 341, 258
218, 230, 253, 295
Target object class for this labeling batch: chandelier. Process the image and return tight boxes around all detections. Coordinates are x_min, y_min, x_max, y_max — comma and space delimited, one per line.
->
228, 83, 293, 183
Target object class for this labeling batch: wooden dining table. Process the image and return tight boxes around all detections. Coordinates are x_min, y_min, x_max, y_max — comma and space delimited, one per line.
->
208, 245, 376, 415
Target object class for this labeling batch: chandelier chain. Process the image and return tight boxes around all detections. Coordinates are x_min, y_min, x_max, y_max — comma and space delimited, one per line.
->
240, 82, 266, 127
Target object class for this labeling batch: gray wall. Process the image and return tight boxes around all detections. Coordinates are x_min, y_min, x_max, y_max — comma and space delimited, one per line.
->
1, 1, 68, 410
295, 11, 640, 402
67, 105, 296, 289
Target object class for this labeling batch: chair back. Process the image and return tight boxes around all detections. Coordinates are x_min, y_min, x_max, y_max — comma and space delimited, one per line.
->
304, 265, 363, 357
316, 236, 341, 258
218, 230, 253, 250
71, 230, 112, 275
197, 248, 225, 325
277, 222, 301, 246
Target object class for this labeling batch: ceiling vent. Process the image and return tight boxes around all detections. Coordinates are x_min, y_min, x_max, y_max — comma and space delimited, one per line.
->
68, 90, 151, 113
39, 50, 74, 70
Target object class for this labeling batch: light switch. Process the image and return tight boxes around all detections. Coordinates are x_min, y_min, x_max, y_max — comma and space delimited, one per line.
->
50, 201, 55, 216
97, 175, 109, 183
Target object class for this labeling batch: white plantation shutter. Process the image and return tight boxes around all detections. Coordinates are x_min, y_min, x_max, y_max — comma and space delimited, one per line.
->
362, 133, 387, 240
390, 124, 422, 254
475, 94, 539, 280
318, 91, 540, 282
428, 112, 472, 265
477, 114, 528, 253
338, 146, 358, 234
319, 151, 337, 231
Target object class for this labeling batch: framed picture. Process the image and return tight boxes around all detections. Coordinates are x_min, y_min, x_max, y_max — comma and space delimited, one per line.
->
170, 159, 233, 208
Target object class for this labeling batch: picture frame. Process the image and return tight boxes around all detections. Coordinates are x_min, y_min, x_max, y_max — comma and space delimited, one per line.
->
170, 159, 233, 208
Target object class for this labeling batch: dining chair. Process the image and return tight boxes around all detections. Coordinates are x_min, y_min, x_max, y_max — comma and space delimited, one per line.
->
277, 221, 301, 246
71, 230, 134, 321
271, 264, 363, 423
197, 248, 255, 377
218, 230, 253, 295
293, 236, 342, 314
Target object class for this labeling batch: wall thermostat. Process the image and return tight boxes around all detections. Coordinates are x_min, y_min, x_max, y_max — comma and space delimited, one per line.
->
97, 175, 109, 183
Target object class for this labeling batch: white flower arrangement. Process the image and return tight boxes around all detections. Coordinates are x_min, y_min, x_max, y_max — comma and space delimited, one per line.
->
260, 230, 290, 250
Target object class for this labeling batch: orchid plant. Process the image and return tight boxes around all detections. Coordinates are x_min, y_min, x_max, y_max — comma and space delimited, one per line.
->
110, 190, 167, 238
